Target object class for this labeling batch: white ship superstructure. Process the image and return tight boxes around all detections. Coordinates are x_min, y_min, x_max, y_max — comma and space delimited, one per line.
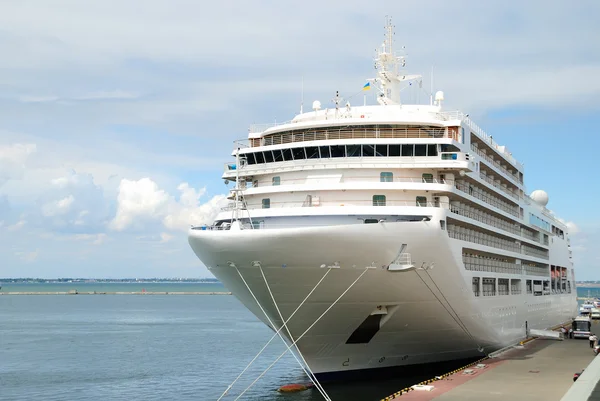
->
189, 19, 577, 380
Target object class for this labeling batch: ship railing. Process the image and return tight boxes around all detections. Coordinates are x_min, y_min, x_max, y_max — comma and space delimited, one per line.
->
450, 203, 521, 236
438, 111, 523, 170
239, 127, 448, 148
249, 121, 294, 134
241, 175, 457, 186
471, 145, 521, 185
454, 180, 520, 217
221, 200, 449, 211
478, 172, 519, 201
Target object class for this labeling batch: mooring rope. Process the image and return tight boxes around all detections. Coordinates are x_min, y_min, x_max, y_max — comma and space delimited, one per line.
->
258, 265, 332, 400
216, 266, 333, 401
233, 267, 372, 401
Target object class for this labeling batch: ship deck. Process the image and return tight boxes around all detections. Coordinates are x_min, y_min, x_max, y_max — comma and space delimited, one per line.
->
384, 328, 597, 401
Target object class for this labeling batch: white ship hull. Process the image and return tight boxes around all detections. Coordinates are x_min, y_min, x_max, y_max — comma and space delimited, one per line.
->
189, 218, 577, 379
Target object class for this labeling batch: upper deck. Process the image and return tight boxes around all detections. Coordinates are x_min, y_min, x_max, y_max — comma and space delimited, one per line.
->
237, 106, 524, 172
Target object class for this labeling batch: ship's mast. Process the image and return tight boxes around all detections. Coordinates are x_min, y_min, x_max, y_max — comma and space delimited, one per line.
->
371, 16, 421, 106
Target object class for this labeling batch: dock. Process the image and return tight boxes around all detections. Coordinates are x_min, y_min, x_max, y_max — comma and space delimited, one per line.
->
0, 291, 232, 295
383, 331, 597, 401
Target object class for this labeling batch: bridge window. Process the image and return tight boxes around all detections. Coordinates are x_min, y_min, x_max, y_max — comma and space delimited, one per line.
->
246, 153, 256, 165
292, 148, 306, 160
305, 146, 319, 159
415, 144, 427, 156
273, 149, 284, 162
416, 196, 427, 206
375, 144, 388, 157
261, 198, 270, 209
331, 145, 346, 158
363, 145, 375, 157
255, 152, 265, 164
282, 148, 293, 161
389, 144, 401, 156
373, 195, 386, 206
263, 150, 274, 163
272, 176, 280, 186
319, 146, 331, 158
347, 144, 361, 157
380, 172, 393, 182
401, 144, 414, 156
427, 144, 438, 156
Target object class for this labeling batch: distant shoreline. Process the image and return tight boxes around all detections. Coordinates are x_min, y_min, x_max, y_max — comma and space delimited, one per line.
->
0, 291, 231, 296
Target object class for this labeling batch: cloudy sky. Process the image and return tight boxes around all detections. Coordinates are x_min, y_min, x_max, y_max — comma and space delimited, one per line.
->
1, 1, 599, 279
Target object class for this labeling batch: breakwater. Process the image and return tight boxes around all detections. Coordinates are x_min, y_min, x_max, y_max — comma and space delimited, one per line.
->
0, 291, 232, 295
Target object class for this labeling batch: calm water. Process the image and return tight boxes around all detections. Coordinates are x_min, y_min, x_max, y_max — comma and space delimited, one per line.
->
0, 285, 596, 400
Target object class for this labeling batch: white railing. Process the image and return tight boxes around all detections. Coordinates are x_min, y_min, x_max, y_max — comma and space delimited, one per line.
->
463, 255, 521, 274
450, 203, 520, 235
233, 200, 446, 210
471, 145, 521, 185
249, 121, 294, 134
522, 245, 549, 260
438, 111, 522, 169
478, 172, 519, 201
448, 225, 521, 253
455, 180, 520, 217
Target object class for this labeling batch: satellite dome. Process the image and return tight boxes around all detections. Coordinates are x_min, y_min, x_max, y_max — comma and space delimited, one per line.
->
312, 100, 321, 111
530, 190, 549, 206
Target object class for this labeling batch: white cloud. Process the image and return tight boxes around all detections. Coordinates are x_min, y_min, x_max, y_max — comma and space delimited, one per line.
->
42, 195, 75, 217
6, 220, 26, 231
566, 222, 580, 236
0, 143, 37, 187
110, 178, 226, 232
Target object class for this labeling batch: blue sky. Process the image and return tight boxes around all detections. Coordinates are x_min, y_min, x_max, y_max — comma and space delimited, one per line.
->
1, 1, 599, 279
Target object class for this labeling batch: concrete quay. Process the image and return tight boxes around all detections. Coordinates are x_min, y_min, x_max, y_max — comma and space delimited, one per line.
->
384, 333, 596, 401
0, 291, 232, 295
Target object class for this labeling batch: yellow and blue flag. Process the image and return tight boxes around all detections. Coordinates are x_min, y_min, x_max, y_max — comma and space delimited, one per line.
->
363, 82, 371, 91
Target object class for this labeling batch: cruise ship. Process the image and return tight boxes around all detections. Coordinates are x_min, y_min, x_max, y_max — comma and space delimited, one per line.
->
188, 19, 578, 381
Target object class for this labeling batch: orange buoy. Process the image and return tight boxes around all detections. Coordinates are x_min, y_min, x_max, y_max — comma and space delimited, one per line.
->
278, 383, 314, 393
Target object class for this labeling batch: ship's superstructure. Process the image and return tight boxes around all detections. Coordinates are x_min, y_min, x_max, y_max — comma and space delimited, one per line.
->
188, 18, 577, 381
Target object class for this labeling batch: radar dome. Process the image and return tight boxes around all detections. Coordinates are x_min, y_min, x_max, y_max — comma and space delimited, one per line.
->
312, 100, 321, 111
435, 91, 445, 102
530, 190, 549, 206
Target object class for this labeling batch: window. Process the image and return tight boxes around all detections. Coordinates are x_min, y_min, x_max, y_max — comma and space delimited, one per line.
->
414, 144, 427, 156
319, 146, 331, 158
346, 144, 361, 157
401, 144, 414, 156
373, 195, 386, 206
427, 144, 437, 156
273, 149, 284, 162
261, 198, 270, 209
526, 280, 532, 294
263, 151, 274, 163
389, 144, 401, 156
282, 148, 293, 161
292, 148, 306, 160
364, 219, 379, 224
375, 144, 388, 157
440, 220, 446, 230
362, 145, 375, 157
272, 176, 280, 186
255, 152, 265, 164
330, 145, 345, 158
422, 173, 433, 183
380, 172, 393, 182
305, 147, 319, 159
246, 153, 256, 165
416, 196, 427, 206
